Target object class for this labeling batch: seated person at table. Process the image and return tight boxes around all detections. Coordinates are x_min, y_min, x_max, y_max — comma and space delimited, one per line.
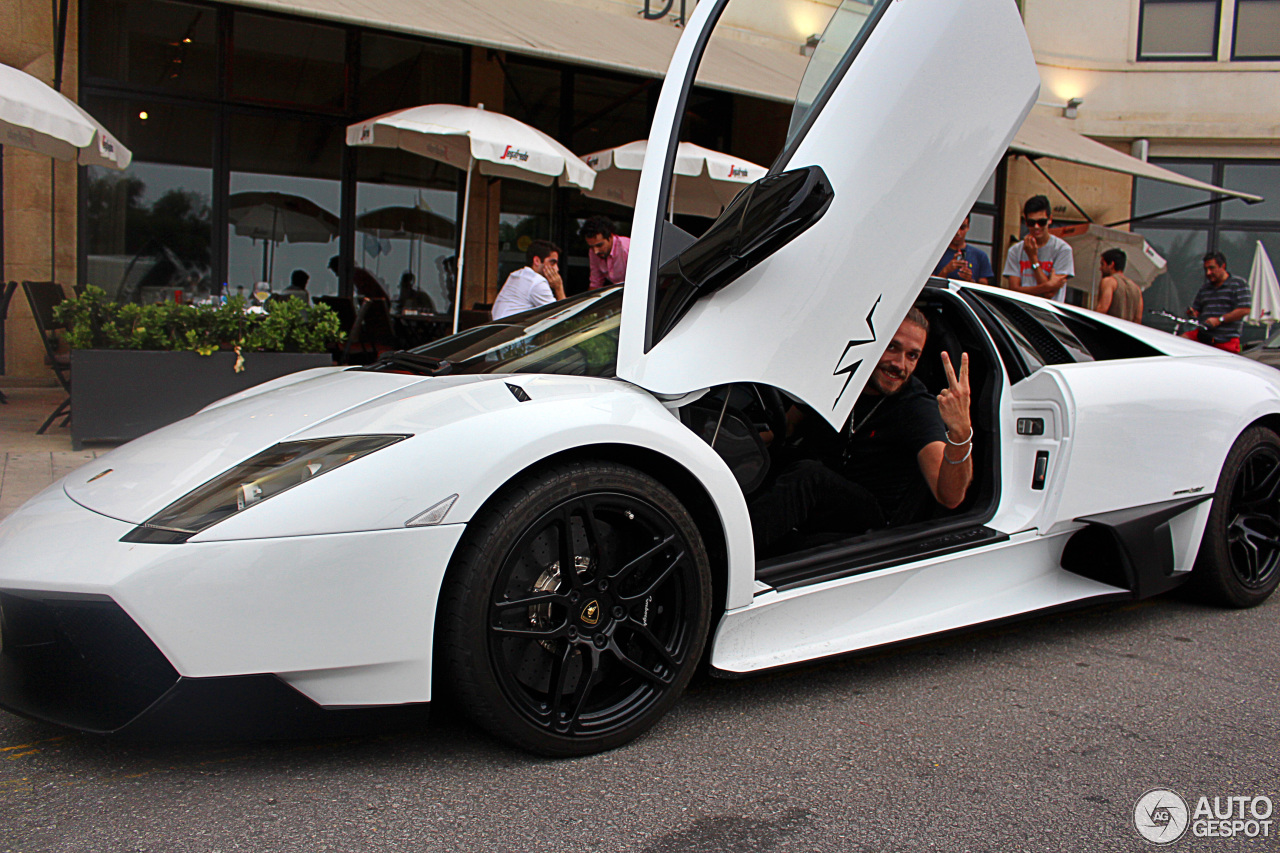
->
396, 271, 436, 313
278, 269, 311, 304
491, 240, 564, 320
748, 309, 973, 551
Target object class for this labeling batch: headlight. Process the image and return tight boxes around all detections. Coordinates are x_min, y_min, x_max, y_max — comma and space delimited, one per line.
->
122, 435, 408, 543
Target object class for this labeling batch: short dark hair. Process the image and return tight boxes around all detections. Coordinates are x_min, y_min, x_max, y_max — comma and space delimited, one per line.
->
579, 216, 615, 241
904, 306, 930, 336
290, 269, 309, 289
527, 239, 561, 266
1101, 248, 1127, 271
1023, 195, 1051, 218
1203, 251, 1228, 269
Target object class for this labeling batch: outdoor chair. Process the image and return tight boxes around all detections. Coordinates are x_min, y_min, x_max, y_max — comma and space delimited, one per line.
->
21, 281, 71, 433
342, 299, 397, 365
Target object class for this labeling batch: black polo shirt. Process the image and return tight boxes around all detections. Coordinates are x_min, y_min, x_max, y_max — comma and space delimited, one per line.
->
832, 376, 947, 513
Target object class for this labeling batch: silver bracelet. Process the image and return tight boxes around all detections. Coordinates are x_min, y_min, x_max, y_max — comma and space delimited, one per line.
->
945, 426, 974, 446
944, 443, 973, 465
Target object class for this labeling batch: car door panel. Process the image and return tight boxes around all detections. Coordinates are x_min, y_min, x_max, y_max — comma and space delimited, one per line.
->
618, 0, 1040, 431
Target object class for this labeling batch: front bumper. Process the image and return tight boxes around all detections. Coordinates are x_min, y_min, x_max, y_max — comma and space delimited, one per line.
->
0, 487, 465, 735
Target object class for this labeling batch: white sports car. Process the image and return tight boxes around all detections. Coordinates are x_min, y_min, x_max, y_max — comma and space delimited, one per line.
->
2, 0, 1277, 756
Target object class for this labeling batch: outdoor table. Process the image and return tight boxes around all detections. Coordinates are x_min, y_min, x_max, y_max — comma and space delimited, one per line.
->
392, 310, 453, 348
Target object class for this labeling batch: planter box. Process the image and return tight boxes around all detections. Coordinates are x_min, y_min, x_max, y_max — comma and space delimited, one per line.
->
71, 350, 333, 448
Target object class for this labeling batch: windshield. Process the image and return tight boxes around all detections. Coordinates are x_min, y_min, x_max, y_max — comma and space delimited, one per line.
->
407, 287, 623, 377
785, 0, 888, 149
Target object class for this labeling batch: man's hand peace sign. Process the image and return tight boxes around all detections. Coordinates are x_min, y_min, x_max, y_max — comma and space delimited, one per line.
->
937, 351, 972, 442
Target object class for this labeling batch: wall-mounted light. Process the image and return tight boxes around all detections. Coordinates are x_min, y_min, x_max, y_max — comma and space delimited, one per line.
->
138, 110, 149, 121
1034, 97, 1084, 120
800, 34, 821, 57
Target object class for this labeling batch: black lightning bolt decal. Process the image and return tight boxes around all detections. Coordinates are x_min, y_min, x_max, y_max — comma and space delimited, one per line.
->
831, 294, 882, 410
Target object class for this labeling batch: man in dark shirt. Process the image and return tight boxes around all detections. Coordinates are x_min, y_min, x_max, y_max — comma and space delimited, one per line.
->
748, 309, 974, 551
1188, 251, 1251, 353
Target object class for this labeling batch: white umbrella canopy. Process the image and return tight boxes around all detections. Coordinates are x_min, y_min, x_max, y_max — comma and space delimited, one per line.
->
1249, 241, 1280, 323
347, 104, 596, 190
348, 104, 596, 332
581, 139, 768, 218
0, 62, 131, 169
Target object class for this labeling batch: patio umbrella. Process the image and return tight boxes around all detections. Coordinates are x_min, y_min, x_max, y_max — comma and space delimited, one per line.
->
1, 62, 131, 168
227, 192, 340, 282
347, 104, 596, 333
1249, 241, 1280, 325
1053, 223, 1168, 305
581, 139, 768, 219
356, 206, 455, 246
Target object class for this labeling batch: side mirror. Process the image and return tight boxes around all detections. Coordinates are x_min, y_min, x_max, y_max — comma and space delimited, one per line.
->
648, 165, 834, 349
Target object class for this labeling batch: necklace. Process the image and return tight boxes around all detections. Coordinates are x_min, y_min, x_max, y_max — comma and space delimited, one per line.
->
847, 396, 886, 437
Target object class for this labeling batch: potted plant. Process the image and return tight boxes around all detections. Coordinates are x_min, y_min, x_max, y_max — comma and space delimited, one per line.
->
56, 287, 343, 447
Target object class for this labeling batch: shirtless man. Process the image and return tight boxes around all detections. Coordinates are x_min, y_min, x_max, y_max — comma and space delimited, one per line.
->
1094, 248, 1143, 323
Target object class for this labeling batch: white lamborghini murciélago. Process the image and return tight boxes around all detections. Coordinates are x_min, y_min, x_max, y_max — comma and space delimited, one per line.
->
2, 0, 1277, 755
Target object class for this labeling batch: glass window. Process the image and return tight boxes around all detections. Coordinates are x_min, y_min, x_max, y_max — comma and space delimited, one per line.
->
1138, 0, 1221, 60
231, 12, 347, 109
356, 147, 460, 315
1133, 227, 1211, 316
1220, 163, 1280, 221
1218, 231, 1280, 281
785, 0, 888, 146
502, 61, 563, 140
1133, 162, 1216, 220
1234, 0, 1280, 59
82, 0, 218, 95
80, 97, 214, 303
357, 34, 465, 117
411, 287, 623, 378
227, 115, 343, 297
571, 72, 655, 156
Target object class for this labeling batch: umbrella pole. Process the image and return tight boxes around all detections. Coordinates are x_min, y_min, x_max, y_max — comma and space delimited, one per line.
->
452, 152, 474, 335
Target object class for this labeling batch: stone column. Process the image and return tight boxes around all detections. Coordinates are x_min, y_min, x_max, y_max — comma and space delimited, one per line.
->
2, 0, 80, 385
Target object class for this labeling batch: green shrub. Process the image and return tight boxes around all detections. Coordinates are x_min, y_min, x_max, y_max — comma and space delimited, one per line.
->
55, 287, 344, 365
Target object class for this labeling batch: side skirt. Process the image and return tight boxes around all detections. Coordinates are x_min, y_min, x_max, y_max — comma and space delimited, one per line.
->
710, 529, 1126, 675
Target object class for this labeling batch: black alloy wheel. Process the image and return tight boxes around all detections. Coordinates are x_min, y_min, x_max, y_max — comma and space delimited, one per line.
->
439, 461, 712, 756
1193, 427, 1280, 607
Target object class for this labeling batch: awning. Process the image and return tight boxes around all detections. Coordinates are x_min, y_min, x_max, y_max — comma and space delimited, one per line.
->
1011, 112, 1261, 203
221, 0, 807, 102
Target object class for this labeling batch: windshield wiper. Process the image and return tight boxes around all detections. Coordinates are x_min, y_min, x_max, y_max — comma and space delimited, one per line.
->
363, 351, 454, 376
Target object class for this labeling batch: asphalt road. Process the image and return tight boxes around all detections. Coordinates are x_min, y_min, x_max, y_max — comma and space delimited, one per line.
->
2, 593, 1277, 852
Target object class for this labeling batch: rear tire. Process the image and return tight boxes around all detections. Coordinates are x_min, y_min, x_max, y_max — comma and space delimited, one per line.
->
437, 460, 712, 756
1191, 427, 1280, 608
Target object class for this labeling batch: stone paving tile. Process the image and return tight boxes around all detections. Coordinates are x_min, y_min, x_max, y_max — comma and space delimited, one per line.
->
0, 451, 103, 521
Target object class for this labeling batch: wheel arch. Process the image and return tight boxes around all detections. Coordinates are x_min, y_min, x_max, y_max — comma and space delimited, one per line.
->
454, 442, 733, 622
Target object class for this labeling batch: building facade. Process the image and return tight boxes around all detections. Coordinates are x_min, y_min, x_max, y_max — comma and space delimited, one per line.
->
3, 0, 1278, 384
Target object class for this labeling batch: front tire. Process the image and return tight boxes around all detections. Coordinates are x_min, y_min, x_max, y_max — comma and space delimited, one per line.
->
1191, 427, 1280, 608
438, 460, 712, 756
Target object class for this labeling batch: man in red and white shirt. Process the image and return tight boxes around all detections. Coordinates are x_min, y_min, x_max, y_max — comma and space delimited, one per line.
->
581, 216, 629, 290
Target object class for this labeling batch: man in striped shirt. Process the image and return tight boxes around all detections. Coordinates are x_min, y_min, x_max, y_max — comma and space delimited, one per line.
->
1188, 251, 1251, 353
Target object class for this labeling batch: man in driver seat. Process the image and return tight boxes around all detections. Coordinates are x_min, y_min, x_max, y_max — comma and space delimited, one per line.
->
749, 308, 974, 551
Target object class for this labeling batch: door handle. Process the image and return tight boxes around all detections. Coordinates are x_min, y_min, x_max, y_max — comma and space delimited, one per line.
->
1032, 450, 1049, 491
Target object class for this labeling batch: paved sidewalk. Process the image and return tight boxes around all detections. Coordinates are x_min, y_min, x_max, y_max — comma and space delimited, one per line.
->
0, 388, 112, 521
